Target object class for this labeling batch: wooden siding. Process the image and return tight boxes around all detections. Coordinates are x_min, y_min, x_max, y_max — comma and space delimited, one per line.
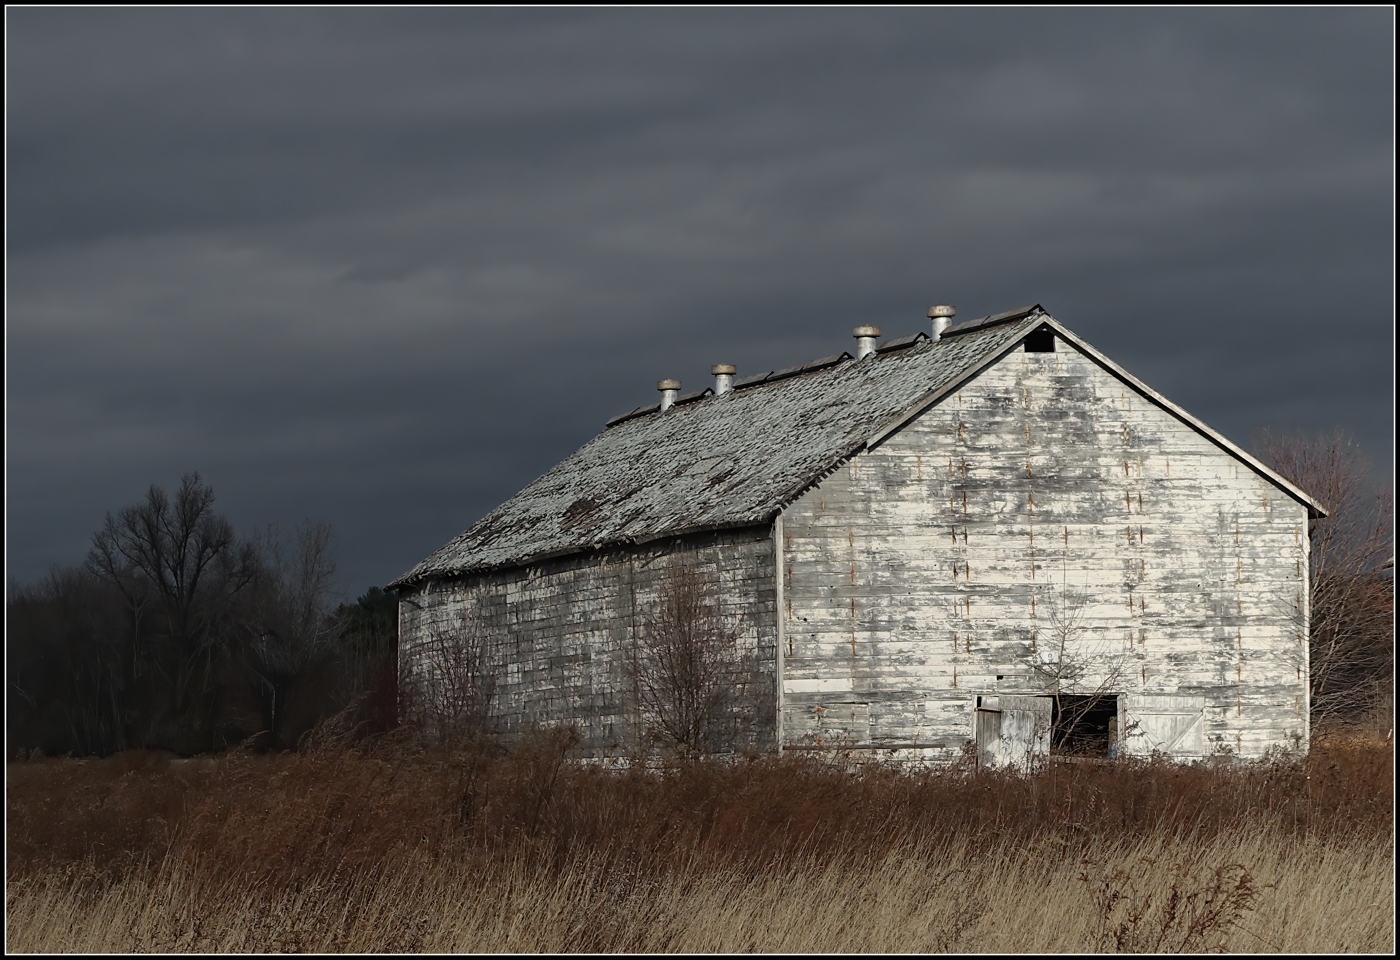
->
781, 339, 1310, 760
398, 527, 778, 756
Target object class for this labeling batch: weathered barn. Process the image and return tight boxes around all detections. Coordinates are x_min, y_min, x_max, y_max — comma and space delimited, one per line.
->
390, 304, 1324, 764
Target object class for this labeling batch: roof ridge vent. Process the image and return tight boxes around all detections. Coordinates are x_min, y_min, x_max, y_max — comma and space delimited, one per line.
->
711, 364, 736, 395
853, 325, 881, 359
928, 305, 955, 341
657, 379, 681, 412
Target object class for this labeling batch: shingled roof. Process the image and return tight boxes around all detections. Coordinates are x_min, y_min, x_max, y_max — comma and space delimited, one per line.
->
391, 304, 1322, 587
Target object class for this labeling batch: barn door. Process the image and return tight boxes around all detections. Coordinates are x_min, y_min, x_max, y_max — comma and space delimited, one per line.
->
975, 696, 1051, 771
1119, 695, 1205, 758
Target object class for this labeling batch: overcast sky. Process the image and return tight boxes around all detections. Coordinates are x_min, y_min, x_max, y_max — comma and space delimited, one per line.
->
7, 8, 1393, 598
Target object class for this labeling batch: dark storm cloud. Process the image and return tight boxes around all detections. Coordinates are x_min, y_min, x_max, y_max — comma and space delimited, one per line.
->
7, 8, 1392, 595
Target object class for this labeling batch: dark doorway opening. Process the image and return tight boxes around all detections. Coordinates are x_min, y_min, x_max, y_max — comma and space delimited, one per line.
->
1049, 694, 1118, 757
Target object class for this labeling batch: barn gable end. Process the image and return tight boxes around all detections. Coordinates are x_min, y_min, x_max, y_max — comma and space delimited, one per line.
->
780, 331, 1311, 760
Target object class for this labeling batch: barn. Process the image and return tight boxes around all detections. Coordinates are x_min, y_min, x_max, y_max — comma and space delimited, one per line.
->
390, 304, 1324, 765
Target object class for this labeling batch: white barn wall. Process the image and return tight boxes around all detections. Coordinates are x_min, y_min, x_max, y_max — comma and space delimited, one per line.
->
397, 527, 778, 756
780, 338, 1310, 760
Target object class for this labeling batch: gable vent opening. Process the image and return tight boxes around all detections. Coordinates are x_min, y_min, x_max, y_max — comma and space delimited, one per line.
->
1024, 325, 1056, 353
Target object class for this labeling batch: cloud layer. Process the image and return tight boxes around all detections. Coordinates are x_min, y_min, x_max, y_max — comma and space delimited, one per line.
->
8, 9, 1393, 595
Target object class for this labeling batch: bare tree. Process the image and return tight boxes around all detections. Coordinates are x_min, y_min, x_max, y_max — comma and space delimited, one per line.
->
626, 557, 755, 756
1255, 430, 1394, 728
86, 473, 257, 749
401, 605, 498, 747
240, 520, 343, 744
1026, 560, 1130, 759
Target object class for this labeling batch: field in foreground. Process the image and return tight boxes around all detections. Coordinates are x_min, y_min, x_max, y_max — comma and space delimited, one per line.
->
6, 733, 1393, 953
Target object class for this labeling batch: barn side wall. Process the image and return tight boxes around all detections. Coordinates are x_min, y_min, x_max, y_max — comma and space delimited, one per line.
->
781, 338, 1310, 761
398, 527, 778, 756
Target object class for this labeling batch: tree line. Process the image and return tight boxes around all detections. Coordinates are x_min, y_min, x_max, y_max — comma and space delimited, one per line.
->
7, 474, 397, 757
6, 430, 1393, 760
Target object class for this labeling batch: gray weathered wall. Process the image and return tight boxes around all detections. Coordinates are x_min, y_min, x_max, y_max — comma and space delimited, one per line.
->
780, 338, 1310, 760
398, 527, 778, 755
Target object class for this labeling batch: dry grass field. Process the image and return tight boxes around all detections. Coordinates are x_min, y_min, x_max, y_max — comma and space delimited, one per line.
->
6, 731, 1393, 953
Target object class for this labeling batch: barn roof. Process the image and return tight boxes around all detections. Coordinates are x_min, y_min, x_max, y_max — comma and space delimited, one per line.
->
392, 306, 1323, 587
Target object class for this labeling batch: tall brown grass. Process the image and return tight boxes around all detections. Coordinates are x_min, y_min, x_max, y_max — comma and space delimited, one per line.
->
7, 732, 1393, 953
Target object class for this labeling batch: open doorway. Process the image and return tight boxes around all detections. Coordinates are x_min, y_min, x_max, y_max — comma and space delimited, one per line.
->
1050, 694, 1119, 758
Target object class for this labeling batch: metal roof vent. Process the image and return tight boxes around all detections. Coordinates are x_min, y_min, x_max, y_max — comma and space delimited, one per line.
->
711, 364, 736, 396
929, 304, 955, 341
657, 379, 681, 412
853, 325, 881, 360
